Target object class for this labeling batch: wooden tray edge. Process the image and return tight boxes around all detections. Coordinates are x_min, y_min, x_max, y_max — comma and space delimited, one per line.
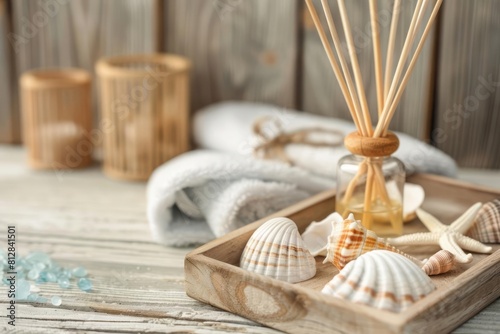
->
184, 174, 500, 333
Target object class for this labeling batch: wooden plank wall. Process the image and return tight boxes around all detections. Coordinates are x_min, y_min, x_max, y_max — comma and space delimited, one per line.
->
301, 0, 436, 140
8, 0, 159, 129
1, 0, 499, 168
434, 0, 500, 168
0, 0, 19, 143
163, 0, 298, 112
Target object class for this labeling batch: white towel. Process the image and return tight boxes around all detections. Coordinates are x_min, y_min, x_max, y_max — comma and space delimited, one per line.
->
193, 101, 458, 178
147, 150, 333, 247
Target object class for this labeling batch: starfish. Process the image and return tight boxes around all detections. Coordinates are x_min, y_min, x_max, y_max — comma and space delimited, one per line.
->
387, 203, 492, 263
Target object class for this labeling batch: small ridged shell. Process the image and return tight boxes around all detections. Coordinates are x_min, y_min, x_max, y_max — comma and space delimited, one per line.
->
324, 218, 422, 270
240, 217, 316, 283
301, 212, 344, 257
322, 250, 436, 312
467, 199, 500, 243
422, 250, 455, 276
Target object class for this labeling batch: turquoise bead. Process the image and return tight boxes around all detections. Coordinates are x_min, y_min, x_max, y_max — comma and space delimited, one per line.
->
77, 278, 92, 291
36, 296, 49, 303
51, 295, 62, 306
25, 252, 51, 265
16, 279, 31, 300
57, 277, 70, 289
71, 267, 87, 278
27, 293, 39, 302
27, 268, 40, 280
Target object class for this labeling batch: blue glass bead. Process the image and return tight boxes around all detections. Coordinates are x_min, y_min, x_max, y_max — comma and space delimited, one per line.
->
16, 279, 31, 300
46, 272, 57, 283
77, 278, 92, 291
51, 296, 62, 306
37, 271, 49, 283
27, 268, 40, 280
36, 296, 49, 303
25, 252, 51, 265
57, 269, 71, 279
57, 277, 70, 289
71, 267, 87, 278
34, 262, 46, 271
27, 293, 39, 302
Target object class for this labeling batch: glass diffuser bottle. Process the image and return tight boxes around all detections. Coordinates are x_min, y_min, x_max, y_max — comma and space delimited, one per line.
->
336, 132, 405, 237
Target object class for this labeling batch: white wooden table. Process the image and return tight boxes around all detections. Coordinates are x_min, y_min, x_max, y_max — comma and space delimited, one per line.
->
0, 145, 499, 333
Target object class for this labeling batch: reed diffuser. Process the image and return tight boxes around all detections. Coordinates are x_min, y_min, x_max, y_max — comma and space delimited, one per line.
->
305, 0, 443, 236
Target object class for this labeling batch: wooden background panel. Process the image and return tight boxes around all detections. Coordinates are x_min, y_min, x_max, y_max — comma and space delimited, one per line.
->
0, 0, 20, 143
433, 0, 500, 169
10, 0, 159, 125
164, 0, 299, 112
301, 0, 436, 140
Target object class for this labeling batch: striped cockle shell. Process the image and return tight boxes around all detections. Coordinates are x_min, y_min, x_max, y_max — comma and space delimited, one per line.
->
467, 199, 500, 243
301, 212, 345, 257
324, 217, 422, 270
322, 250, 436, 313
422, 250, 455, 276
240, 217, 316, 283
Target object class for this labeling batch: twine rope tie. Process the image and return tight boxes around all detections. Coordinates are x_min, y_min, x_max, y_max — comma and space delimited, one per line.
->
252, 116, 344, 164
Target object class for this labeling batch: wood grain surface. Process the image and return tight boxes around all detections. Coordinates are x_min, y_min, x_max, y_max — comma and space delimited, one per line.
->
0, 145, 498, 333
301, 0, 436, 140
433, 0, 500, 169
163, 0, 299, 112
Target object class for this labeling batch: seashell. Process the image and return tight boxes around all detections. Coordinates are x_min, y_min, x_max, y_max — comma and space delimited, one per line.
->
322, 250, 436, 313
403, 183, 425, 222
324, 216, 422, 270
301, 212, 344, 257
240, 217, 316, 283
422, 250, 455, 276
466, 199, 500, 243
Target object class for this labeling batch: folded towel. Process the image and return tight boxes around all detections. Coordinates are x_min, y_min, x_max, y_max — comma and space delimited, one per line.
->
193, 101, 458, 178
147, 150, 333, 247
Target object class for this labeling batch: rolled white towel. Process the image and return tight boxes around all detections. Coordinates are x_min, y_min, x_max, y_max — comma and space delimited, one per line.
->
147, 150, 333, 247
193, 101, 458, 178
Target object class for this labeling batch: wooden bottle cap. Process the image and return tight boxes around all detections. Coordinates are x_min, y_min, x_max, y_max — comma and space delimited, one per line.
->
344, 131, 399, 157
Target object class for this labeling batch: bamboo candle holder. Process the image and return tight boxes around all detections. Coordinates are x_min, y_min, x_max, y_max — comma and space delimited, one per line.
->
96, 54, 191, 181
20, 69, 92, 170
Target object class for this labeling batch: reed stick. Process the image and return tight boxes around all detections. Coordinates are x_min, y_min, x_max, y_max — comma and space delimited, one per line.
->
374, 0, 424, 138
378, 0, 443, 135
337, 0, 373, 135
362, 163, 375, 230
341, 161, 368, 205
305, 0, 443, 233
369, 0, 384, 116
304, 0, 364, 133
384, 0, 401, 99
321, 0, 368, 136
372, 162, 400, 230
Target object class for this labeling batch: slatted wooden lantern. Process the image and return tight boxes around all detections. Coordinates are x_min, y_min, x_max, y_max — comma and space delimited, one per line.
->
20, 69, 93, 170
96, 54, 191, 181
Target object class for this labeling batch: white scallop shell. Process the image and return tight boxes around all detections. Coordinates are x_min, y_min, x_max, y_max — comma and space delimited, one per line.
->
301, 212, 345, 257
403, 183, 425, 222
322, 250, 436, 312
240, 217, 316, 283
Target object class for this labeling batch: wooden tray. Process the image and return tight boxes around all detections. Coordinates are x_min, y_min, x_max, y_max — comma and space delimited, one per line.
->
185, 174, 500, 333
